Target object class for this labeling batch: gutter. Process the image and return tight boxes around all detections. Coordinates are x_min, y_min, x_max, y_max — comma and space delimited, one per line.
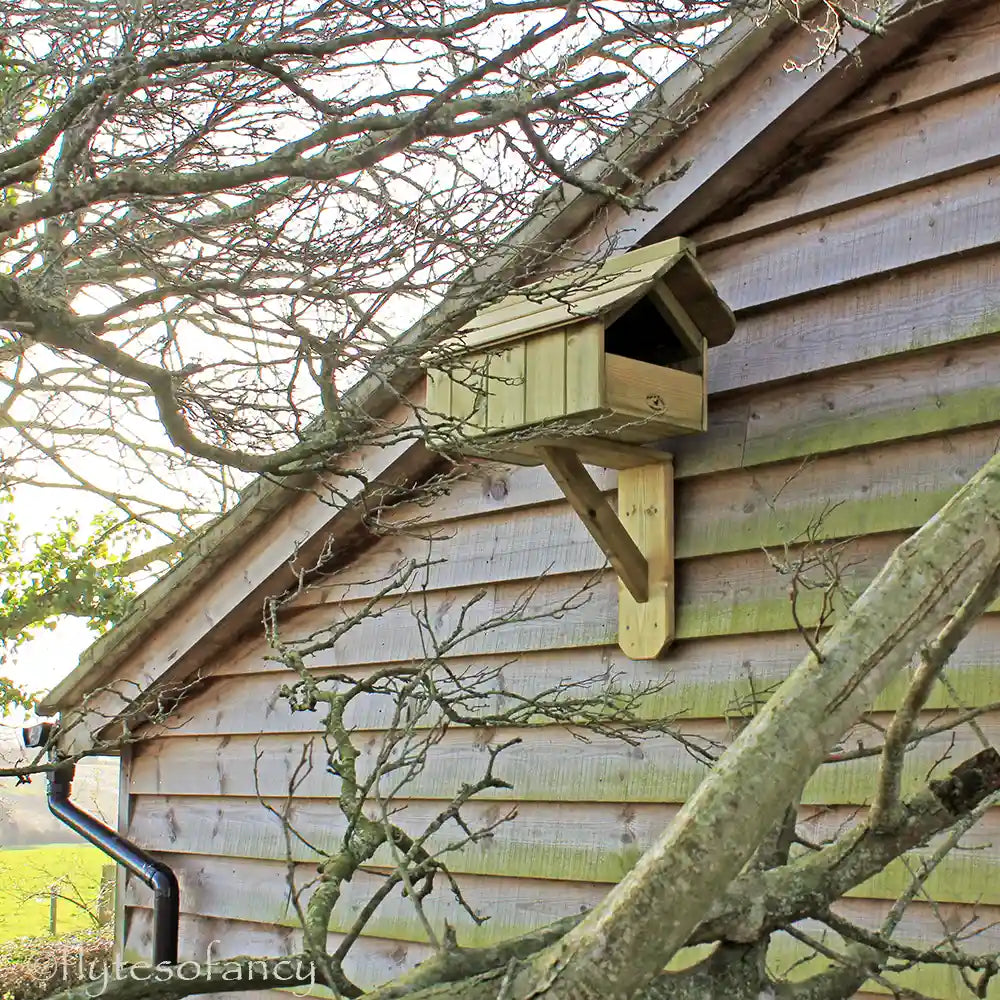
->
47, 761, 179, 966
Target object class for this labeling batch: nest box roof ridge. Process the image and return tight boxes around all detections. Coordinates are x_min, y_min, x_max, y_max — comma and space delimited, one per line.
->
460, 236, 736, 351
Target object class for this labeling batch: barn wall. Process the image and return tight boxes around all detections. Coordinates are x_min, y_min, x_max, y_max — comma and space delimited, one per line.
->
119, 6, 1000, 998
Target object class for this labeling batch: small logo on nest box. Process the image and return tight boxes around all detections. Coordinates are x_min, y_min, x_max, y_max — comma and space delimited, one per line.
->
646, 394, 666, 413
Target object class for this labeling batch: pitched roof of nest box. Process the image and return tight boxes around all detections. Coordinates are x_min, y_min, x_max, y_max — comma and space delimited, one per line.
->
460, 236, 736, 352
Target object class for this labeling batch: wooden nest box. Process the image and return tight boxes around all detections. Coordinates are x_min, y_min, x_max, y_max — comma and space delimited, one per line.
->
426, 237, 735, 470
425, 237, 736, 661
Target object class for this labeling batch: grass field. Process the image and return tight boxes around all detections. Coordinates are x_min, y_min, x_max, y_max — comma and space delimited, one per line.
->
0, 845, 108, 942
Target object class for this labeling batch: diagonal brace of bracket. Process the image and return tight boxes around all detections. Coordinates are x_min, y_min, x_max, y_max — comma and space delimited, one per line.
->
537, 445, 650, 603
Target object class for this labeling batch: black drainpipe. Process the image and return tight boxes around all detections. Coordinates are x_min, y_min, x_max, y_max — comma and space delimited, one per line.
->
47, 762, 180, 966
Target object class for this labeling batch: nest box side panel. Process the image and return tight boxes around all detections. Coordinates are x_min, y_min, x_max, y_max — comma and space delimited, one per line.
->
564, 320, 605, 417
485, 343, 527, 431
524, 329, 568, 424
426, 368, 451, 420
451, 356, 487, 428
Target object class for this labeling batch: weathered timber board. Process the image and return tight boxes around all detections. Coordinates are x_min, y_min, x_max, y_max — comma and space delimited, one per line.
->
803, 2, 1000, 141
125, 792, 1000, 909
698, 79, 1000, 248
195, 618, 1000, 727
775, 903, 1000, 999
124, 854, 609, 950
127, 712, 1000, 808
709, 249, 1000, 393
704, 165, 1000, 314
123, 907, 427, 992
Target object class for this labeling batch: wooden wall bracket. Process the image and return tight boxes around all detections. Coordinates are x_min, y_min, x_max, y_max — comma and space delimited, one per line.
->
536, 446, 675, 660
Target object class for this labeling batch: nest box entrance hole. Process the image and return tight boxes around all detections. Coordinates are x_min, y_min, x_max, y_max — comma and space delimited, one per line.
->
604, 295, 703, 374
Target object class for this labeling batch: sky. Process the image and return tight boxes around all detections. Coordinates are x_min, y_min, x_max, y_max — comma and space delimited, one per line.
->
9, 619, 93, 718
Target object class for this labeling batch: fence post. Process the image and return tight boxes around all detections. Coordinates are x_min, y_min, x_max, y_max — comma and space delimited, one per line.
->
97, 864, 115, 925
49, 886, 57, 936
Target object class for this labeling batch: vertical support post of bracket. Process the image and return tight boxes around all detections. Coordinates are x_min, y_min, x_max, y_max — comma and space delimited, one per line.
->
618, 458, 675, 660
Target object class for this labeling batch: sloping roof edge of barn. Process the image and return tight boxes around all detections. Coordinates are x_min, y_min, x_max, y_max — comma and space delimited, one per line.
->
39, 0, 952, 734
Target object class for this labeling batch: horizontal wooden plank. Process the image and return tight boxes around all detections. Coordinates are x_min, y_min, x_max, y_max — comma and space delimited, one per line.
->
291, 426, 994, 607
705, 165, 1000, 314
803, 2, 1000, 141
775, 900, 1000, 999
126, 792, 1000, 909
121, 910, 999, 1000
124, 847, 1000, 957
124, 907, 428, 991
384, 460, 616, 534
203, 532, 906, 675
170, 614, 1000, 741
126, 795, 678, 883
799, 805, 1000, 910
699, 78, 1000, 249
128, 722, 722, 802
735, 334, 1000, 467
126, 853, 606, 948
128, 709, 1000, 807
179, 645, 687, 734
708, 249, 1000, 394
678, 427, 981, 557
